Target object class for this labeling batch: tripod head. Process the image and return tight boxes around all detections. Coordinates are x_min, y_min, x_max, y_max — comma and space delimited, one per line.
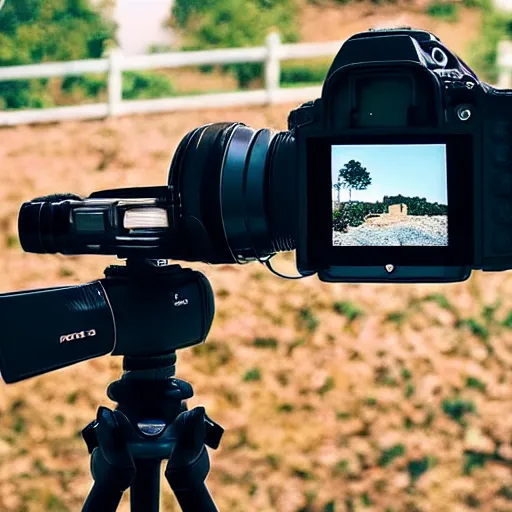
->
0, 258, 214, 383
0, 259, 223, 512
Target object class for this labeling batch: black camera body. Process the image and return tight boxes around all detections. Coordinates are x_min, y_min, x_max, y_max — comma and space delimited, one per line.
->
293, 27, 512, 282
17, 28, 512, 283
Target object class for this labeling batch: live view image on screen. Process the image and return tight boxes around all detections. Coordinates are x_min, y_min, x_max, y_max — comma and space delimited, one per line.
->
332, 144, 448, 246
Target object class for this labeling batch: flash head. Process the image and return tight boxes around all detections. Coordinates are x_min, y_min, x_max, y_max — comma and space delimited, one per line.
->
18, 187, 175, 258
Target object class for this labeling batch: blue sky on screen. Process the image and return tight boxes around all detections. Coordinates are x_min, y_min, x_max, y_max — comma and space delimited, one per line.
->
331, 144, 448, 204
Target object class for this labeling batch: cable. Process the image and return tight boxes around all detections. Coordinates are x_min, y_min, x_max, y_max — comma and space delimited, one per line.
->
264, 256, 313, 280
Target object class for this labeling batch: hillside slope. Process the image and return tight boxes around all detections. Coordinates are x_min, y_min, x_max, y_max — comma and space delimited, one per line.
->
299, 1, 482, 58
0, 106, 511, 511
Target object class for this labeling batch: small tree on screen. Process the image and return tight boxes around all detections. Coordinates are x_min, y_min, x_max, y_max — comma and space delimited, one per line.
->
333, 178, 342, 203
338, 160, 372, 202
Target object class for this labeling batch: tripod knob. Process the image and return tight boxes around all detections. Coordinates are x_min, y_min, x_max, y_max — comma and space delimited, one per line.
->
204, 414, 224, 449
82, 420, 99, 454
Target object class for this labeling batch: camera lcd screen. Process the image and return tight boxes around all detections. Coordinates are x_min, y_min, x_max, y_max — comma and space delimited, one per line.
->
304, 134, 473, 267
331, 144, 448, 247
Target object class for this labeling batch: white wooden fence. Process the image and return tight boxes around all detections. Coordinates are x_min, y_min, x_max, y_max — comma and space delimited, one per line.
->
0, 33, 342, 126
2, 34, 512, 126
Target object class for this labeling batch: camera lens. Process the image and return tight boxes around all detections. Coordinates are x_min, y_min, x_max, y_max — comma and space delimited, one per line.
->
18, 194, 81, 254
168, 122, 296, 264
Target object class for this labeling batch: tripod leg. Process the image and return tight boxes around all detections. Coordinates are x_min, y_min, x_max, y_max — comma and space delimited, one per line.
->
130, 460, 161, 512
82, 483, 124, 512
82, 407, 136, 512
164, 407, 219, 512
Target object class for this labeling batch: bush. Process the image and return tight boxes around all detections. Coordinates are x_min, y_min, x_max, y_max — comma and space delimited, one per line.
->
61, 74, 107, 98
332, 196, 448, 232
122, 71, 175, 100
426, 1, 459, 22
172, 0, 300, 88
0, 0, 115, 109
469, 8, 512, 83
59, 71, 176, 103
333, 201, 387, 232
281, 59, 330, 86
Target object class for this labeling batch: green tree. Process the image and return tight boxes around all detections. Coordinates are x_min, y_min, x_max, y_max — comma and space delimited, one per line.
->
337, 160, 372, 202
0, 0, 115, 109
171, 0, 299, 87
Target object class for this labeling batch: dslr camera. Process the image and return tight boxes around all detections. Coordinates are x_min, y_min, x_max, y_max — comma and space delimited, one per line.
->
18, 28, 512, 283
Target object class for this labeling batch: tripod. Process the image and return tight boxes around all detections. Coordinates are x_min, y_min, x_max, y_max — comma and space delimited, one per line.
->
78, 260, 224, 512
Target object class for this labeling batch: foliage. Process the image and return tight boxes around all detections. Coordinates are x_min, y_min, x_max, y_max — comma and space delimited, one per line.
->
280, 58, 330, 86
407, 456, 436, 484
467, 2, 512, 83
442, 398, 476, 424
122, 71, 175, 100
332, 195, 448, 232
333, 301, 364, 322
334, 160, 372, 202
0, 0, 115, 109
378, 444, 405, 467
426, 1, 459, 22
172, 0, 299, 87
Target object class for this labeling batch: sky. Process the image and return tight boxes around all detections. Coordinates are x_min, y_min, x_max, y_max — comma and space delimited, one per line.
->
107, 0, 175, 56
331, 144, 448, 204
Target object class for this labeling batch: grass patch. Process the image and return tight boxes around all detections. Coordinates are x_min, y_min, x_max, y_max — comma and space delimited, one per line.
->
333, 301, 364, 322
424, 293, 453, 311
498, 486, 512, 501
292, 467, 315, 480
463, 451, 491, 475
266, 454, 281, 469
33, 459, 50, 475
59, 266, 74, 277
287, 337, 306, 355
66, 391, 79, 404
456, 318, 489, 340
277, 403, 294, 413
465, 376, 486, 392
385, 311, 407, 325
442, 398, 477, 425
318, 376, 335, 396
503, 311, 512, 328
404, 383, 416, 398
243, 367, 261, 382
253, 337, 278, 349
336, 410, 351, 420
298, 307, 319, 333
378, 444, 406, 467
401, 367, 412, 380
46, 494, 68, 511
13, 416, 26, 434
407, 456, 436, 484
192, 341, 233, 372
333, 459, 350, 475
482, 301, 501, 323
361, 492, 373, 507
6, 234, 19, 248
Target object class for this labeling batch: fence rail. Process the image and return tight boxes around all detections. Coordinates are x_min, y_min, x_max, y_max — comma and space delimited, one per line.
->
0, 34, 342, 126
1, 34, 511, 126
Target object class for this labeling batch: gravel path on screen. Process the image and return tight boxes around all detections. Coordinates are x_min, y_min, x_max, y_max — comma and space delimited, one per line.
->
333, 215, 448, 246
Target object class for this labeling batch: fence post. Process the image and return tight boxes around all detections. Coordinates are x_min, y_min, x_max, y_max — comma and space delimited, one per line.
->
265, 31, 281, 104
497, 40, 512, 89
107, 48, 123, 116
